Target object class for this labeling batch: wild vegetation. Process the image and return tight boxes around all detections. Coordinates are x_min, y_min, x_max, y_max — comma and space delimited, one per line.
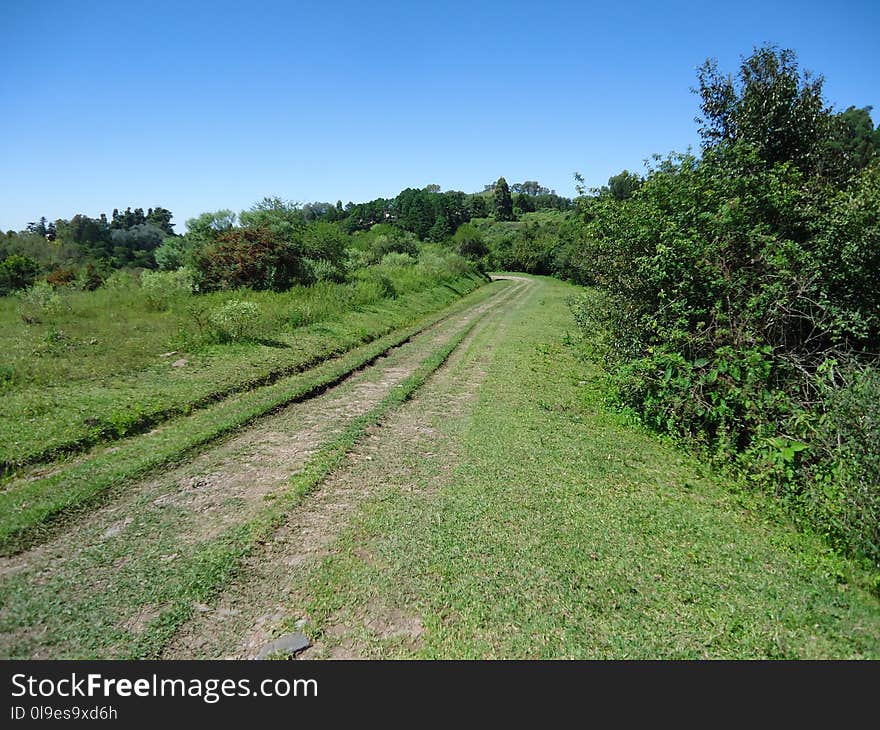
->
1, 40, 878, 659
567, 46, 880, 569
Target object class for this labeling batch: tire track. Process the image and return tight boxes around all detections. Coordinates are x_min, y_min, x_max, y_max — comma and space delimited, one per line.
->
162, 277, 535, 658
0, 279, 528, 659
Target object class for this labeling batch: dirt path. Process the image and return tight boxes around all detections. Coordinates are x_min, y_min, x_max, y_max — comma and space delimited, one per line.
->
0, 278, 528, 659
162, 277, 533, 658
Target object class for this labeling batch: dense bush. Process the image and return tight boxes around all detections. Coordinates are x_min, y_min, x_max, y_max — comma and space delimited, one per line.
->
140, 268, 196, 310
569, 46, 880, 567
0, 255, 40, 295
193, 227, 304, 292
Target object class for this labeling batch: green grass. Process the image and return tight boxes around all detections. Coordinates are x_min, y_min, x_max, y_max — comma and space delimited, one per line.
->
286, 275, 880, 658
0, 264, 485, 471
0, 301, 484, 659
0, 280, 503, 556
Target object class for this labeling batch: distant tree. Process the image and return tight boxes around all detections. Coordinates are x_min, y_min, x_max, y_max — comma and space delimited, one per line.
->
186, 209, 237, 238
146, 206, 175, 235
514, 193, 535, 213
823, 106, 880, 180
239, 197, 305, 242
110, 223, 167, 267
513, 181, 551, 196
604, 170, 642, 200
467, 195, 489, 218
493, 177, 514, 221
424, 184, 441, 193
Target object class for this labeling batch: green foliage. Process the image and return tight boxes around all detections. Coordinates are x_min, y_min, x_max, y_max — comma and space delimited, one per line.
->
193, 226, 302, 292
493, 176, 514, 221
568, 46, 880, 566
17, 281, 66, 324
807, 362, 880, 561
451, 222, 487, 260
0, 254, 40, 295
140, 268, 196, 311
696, 44, 831, 176
208, 299, 263, 343
603, 170, 642, 200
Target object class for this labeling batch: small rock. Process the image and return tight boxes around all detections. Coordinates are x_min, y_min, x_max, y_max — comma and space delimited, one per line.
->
293, 618, 309, 630
193, 603, 212, 613
255, 632, 311, 660
171, 358, 188, 368
160, 351, 177, 358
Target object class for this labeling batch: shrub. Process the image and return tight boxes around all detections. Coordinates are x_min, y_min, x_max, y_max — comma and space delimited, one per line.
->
140, 268, 195, 310
0, 254, 40, 295
45, 267, 78, 287
302, 257, 346, 283
208, 299, 263, 342
379, 252, 416, 268
807, 362, 880, 564
193, 227, 303, 292
18, 281, 65, 324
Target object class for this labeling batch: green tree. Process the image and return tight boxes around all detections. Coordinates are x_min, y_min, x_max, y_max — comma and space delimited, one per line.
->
493, 177, 514, 221
604, 170, 642, 200
696, 44, 831, 175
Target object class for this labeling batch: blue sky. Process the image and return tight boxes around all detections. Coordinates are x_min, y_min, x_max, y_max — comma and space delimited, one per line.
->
1, 0, 878, 232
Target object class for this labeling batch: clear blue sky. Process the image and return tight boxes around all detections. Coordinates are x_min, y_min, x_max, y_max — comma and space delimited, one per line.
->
1, 0, 878, 232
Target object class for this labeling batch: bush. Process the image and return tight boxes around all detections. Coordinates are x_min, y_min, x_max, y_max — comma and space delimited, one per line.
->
193, 227, 304, 292
0, 254, 40, 295
208, 299, 263, 342
807, 362, 880, 564
18, 281, 65, 324
302, 257, 346, 283
379, 252, 416, 268
140, 268, 195, 310
45, 267, 78, 288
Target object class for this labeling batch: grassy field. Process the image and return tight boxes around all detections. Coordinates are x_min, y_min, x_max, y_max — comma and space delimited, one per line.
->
0, 257, 485, 471
0, 279, 516, 658
1, 274, 877, 659
267, 275, 880, 659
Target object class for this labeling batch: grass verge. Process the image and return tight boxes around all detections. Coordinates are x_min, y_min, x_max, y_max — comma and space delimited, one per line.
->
0, 272, 486, 473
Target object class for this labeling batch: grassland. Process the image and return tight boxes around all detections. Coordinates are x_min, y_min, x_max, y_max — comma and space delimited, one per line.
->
1, 274, 877, 659
257, 275, 879, 659
0, 257, 485, 471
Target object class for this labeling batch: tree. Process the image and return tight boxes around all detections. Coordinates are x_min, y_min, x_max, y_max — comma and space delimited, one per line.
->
493, 177, 514, 221
695, 45, 832, 175
604, 170, 642, 200
185, 210, 237, 238
146, 206, 175, 235
824, 106, 880, 181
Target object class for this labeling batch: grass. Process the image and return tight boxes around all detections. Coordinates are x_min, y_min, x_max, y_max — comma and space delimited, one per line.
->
0, 262, 485, 471
0, 279, 504, 556
282, 275, 880, 658
0, 296, 485, 659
